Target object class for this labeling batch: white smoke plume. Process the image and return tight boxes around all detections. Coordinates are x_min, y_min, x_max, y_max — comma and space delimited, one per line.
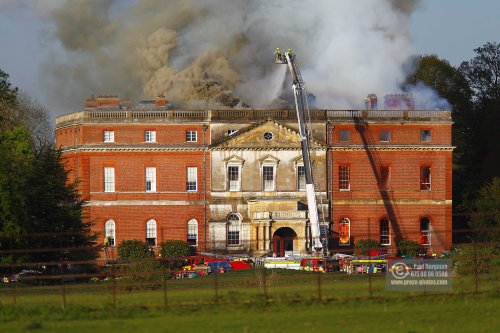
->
35, 0, 429, 113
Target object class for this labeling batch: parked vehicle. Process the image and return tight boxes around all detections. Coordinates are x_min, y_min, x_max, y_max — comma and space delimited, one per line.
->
207, 261, 232, 274
229, 260, 253, 271
300, 258, 329, 272
8, 270, 43, 284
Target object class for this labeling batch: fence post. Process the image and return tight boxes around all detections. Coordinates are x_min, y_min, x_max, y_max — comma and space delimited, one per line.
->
61, 265, 67, 310
262, 268, 269, 304
472, 238, 479, 293
214, 269, 219, 305
112, 264, 117, 308
11, 267, 16, 305
368, 218, 373, 298
317, 272, 322, 302
162, 265, 168, 308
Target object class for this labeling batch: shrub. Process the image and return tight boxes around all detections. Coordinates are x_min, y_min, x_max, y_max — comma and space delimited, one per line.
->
113, 257, 164, 291
117, 240, 149, 261
452, 244, 498, 275
397, 240, 423, 257
160, 240, 190, 258
354, 239, 379, 256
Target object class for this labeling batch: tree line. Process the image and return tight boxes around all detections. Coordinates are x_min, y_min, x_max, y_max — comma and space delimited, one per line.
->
0, 71, 98, 271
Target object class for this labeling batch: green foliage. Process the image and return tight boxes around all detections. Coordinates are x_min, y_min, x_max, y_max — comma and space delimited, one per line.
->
160, 240, 190, 258
0, 68, 18, 111
112, 258, 163, 291
397, 240, 423, 257
468, 177, 500, 242
452, 244, 499, 275
459, 42, 500, 106
354, 239, 379, 256
0, 139, 98, 268
117, 240, 149, 260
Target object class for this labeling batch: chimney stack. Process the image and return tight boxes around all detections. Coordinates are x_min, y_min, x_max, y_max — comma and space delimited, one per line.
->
364, 94, 378, 110
156, 93, 168, 108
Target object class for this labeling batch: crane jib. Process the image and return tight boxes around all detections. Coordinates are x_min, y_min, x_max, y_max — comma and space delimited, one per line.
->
275, 49, 323, 253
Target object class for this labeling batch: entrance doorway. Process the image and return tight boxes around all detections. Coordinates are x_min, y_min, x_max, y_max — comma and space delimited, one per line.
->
273, 227, 297, 257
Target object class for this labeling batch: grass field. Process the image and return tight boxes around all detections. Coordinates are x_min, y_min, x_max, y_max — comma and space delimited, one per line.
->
1, 269, 499, 332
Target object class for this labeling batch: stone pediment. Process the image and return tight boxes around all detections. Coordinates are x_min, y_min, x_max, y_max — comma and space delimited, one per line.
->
211, 119, 326, 150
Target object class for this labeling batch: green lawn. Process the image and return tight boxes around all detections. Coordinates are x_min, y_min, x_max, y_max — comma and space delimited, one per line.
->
1, 269, 499, 332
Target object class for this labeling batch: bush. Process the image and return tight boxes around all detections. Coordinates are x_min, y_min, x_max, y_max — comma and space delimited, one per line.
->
354, 239, 379, 256
117, 240, 149, 261
112, 258, 164, 291
452, 244, 498, 275
160, 240, 190, 258
397, 240, 424, 257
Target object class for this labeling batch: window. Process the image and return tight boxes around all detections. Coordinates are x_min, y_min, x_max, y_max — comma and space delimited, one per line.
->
186, 167, 198, 192
420, 218, 431, 245
263, 132, 274, 141
227, 213, 241, 246
227, 129, 238, 136
262, 165, 275, 191
187, 219, 198, 247
104, 167, 115, 192
339, 217, 350, 245
379, 166, 390, 190
227, 165, 241, 191
145, 167, 156, 192
297, 165, 306, 191
380, 219, 390, 245
420, 130, 431, 142
339, 130, 350, 142
146, 219, 157, 246
145, 130, 156, 142
420, 166, 431, 191
104, 220, 115, 246
379, 130, 391, 142
339, 166, 350, 191
103, 130, 114, 142
186, 130, 197, 142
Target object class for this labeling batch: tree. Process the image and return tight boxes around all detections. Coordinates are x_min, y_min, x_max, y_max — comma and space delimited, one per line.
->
0, 69, 18, 108
160, 240, 190, 258
459, 42, 500, 107
458, 42, 500, 190
117, 240, 149, 261
467, 177, 500, 243
0, 69, 19, 129
24, 146, 98, 263
0, 127, 34, 267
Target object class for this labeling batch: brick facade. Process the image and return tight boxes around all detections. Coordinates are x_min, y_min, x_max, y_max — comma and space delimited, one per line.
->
55, 104, 453, 258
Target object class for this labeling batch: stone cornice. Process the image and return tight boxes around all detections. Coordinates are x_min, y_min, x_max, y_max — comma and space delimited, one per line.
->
61, 146, 204, 153
328, 145, 454, 151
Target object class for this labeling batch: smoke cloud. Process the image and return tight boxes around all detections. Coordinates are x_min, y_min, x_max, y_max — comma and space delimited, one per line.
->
35, 0, 431, 113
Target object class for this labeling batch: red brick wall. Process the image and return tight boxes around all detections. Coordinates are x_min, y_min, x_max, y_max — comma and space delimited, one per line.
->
333, 123, 451, 146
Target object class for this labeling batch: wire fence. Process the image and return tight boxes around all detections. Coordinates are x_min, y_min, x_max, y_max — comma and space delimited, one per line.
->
0, 227, 498, 310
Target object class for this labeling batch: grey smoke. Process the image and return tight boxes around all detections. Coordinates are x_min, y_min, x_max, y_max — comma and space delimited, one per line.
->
37, 0, 430, 113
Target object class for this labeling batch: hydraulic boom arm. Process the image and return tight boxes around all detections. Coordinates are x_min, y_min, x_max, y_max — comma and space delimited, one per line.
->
275, 48, 323, 253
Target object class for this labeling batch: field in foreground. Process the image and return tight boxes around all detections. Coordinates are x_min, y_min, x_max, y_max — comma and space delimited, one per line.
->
1, 268, 499, 332
0, 292, 498, 333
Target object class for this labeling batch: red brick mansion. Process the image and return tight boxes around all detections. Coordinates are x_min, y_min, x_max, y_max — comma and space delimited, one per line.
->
55, 94, 453, 258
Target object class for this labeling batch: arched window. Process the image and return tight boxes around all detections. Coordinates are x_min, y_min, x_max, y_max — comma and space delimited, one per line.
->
104, 220, 116, 246
227, 213, 241, 246
187, 219, 198, 247
420, 218, 431, 245
380, 219, 390, 245
146, 219, 157, 246
339, 217, 350, 246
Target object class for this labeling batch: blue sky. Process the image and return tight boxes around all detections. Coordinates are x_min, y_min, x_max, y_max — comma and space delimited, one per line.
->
0, 0, 498, 116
